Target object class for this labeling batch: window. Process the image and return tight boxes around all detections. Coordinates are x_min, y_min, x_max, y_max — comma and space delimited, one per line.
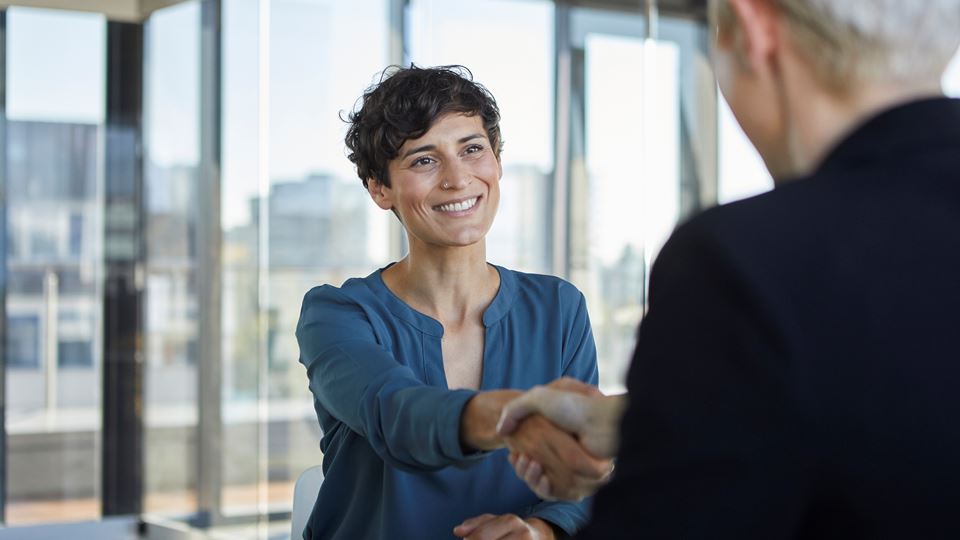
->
6, 6, 105, 525
408, 0, 555, 274
565, 10, 714, 392
218, 0, 393, 516
143, 0, 202, 518
69, 213, 84, 257
58, 340, 93, 368
7, 315, 40, 369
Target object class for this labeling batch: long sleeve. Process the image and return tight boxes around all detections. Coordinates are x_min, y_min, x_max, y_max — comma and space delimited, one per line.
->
578, 221, 812, 539
526, 290, 599, 536
297, 285, 484, 472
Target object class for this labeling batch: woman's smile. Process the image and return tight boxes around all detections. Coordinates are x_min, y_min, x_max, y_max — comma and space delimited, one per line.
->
433, 195, 482, 216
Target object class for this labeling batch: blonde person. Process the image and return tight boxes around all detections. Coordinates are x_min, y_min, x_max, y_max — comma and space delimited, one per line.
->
499, 1, 960, 538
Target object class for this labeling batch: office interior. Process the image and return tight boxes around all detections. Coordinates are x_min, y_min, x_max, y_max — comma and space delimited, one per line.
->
0, 0, 958, 538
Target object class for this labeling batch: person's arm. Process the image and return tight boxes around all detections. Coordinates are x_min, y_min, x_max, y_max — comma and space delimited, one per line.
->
297, 285, 513, 472
578, 221, 812, 539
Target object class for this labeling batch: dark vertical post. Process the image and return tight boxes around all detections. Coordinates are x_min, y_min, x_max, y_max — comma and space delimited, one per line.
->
102, 21, 145, 517
196, 0, 223, 527
0, 9, 8, 524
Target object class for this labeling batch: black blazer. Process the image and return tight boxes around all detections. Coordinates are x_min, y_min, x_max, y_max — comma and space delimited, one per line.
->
579, 98, 960, 540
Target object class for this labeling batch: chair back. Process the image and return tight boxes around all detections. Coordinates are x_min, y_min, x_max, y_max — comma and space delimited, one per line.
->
290, 465, 324, 540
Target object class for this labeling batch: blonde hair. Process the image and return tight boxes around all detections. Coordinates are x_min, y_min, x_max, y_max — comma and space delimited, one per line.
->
711, 0, 960, 88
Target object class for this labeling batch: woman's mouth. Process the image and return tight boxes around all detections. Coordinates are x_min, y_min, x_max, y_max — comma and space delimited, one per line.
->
434, 196, 480, 214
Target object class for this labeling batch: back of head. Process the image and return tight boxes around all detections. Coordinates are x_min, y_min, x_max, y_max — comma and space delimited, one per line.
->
713, 0, 960, 90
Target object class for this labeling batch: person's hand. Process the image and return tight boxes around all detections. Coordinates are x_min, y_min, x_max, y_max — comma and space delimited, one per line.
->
461, 390, 523, 451
453, 514, 556, 540
498, 378, 625, 459
503, 414, 614, 501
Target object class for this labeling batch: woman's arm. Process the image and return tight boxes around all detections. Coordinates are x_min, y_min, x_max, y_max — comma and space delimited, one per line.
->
298, 285, 511, 471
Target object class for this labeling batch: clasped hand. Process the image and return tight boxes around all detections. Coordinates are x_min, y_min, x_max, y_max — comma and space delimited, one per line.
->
497, 378, 620, 501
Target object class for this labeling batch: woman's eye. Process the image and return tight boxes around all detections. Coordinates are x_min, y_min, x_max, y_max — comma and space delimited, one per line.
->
412, 156, 435, 167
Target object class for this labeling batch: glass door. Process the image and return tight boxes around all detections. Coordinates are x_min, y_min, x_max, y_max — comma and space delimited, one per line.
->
560, 6, 717, 392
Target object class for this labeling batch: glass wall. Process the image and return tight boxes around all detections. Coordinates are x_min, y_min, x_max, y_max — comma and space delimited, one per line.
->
220, 0, 263, 519
142, 0, 201, 518
408, 0, 556, 274
5, 6, 106, 525
565, 9, 715, 392
219, 0, 394, 518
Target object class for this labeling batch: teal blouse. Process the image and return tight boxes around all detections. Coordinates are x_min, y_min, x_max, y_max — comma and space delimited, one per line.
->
296, 264, 598, 540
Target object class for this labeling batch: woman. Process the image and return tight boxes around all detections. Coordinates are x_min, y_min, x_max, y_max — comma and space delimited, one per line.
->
296, 65, 601, 540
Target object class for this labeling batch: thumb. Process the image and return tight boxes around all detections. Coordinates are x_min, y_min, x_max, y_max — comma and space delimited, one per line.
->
499, 387, 589, 436
496, 389, 546, 435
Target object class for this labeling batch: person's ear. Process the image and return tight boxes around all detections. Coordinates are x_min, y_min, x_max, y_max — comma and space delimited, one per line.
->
726, 0, 782, 75
366, 177, 394, 210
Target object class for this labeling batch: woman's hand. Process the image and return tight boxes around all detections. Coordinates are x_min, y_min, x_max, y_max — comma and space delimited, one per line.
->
498, 378, 621, 500
498, 379, 626, 459
454, 514, 556, 540
504, 414, 614, 501
460, 390, 523, 451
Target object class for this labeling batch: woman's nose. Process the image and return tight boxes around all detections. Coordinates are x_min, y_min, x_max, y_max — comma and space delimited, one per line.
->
440, 161, 472, 190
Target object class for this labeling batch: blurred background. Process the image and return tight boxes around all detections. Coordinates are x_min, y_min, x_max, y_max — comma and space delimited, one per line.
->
0, 0, 957, 538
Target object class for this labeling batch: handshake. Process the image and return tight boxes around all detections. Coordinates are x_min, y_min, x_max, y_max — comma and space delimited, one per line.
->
495, 378, 627, 502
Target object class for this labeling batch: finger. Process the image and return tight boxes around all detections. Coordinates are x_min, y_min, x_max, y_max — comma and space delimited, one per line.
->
559, 440, 614, 480
465, 514, 525, 540
518, 421, 577, 497
454, 514, 498, 537
508, 452, 518, 466
507, 415, 603, 499
537, 424, 611, 499
523, 459, 543, 488
525, 459, 554, 500
497, 386, 563, 436
514, 454, 530, 479
532, 388, 592, 435
496, 388, 548, 435
536, 475, 553, 500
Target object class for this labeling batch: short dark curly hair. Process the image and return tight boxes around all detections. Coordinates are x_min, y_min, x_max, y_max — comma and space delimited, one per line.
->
345, 65, 503, 189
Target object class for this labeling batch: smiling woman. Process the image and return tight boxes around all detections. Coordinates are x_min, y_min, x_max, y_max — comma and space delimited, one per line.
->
294, 65, 607, 540
370, 113, 502, 251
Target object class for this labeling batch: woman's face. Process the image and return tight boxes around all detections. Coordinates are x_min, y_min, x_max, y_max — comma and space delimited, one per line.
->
370, 112, 502, 250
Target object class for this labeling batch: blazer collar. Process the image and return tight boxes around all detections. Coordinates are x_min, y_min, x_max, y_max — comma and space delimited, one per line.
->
814, 97, 960, 178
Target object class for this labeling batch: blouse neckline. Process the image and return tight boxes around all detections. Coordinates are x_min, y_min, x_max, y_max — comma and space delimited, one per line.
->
364, 263, 516, 337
